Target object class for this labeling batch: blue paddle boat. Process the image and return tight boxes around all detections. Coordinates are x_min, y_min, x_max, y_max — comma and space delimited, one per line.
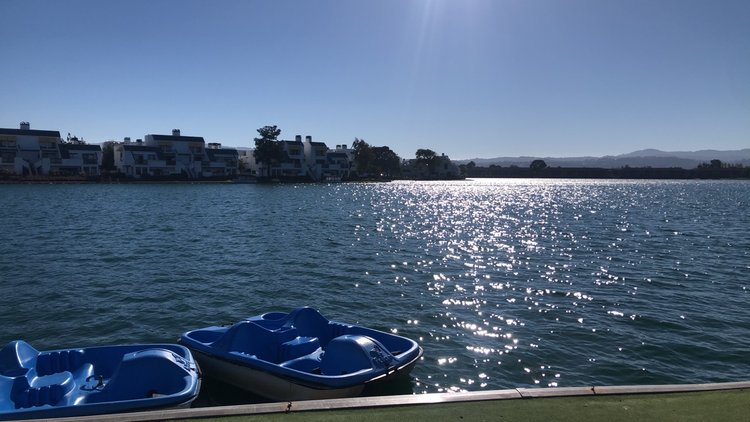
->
0, 340, 200, 420
179, 307, 422, 401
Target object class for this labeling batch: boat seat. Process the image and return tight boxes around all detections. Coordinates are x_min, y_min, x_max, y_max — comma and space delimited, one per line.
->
84, 348, 193, 404
217, 322, 299, 363
278, 337, 320, 362
36, 350, 85, 376
320, 335, 395, 376
11, 371, 75, 409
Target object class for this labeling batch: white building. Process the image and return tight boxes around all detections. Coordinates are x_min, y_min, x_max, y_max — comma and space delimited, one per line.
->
237, 149, 258, 176
240, 135, 354, 181
114, 139, 167, 178
303, 136, 328, 180
57, 143, 103, 177
143, 129, 206, 178
324, 144, 353, 181
0, 122, 101, 177
204, 143, 239, 178
276, 137, 307, 178
0, 122, 62, 176
114, 130, 238, 179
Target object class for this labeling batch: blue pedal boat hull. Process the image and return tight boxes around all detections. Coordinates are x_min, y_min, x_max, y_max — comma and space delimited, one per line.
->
179, 307, 422, 401
0, 341, 201, 420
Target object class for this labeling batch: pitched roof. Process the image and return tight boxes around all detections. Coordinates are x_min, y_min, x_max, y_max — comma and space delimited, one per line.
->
59, 143, 101, 158
0, 128, 61, 138
122, 144, 166, 160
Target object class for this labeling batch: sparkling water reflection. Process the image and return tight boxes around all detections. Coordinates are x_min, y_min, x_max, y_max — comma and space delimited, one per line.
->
1, 180, 748, 398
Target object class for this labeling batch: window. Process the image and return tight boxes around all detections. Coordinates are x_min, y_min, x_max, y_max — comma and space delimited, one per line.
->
0, 135, 16, 148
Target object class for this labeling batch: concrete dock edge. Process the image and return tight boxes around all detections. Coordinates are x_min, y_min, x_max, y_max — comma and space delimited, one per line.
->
21, 380, 750, 422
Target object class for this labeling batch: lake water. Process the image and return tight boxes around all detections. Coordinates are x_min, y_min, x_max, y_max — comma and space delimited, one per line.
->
1, 179, 748, 403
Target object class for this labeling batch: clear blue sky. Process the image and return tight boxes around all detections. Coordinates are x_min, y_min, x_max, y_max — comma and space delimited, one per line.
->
1, 0, 748, 160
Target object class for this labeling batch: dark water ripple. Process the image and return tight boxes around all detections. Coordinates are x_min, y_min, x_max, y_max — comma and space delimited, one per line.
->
1, 180, 749, 398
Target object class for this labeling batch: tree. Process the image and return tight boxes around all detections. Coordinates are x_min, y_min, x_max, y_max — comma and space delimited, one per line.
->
253, 125, 284, 177
415, 149, 437, 165
64, 133, 85, 145
352, 138, 401, 178
352, 138, 374, 176
415, 148, 438, 176
372, 146, 401, 177
530, 159, 548, 170
100, 141, 116, 173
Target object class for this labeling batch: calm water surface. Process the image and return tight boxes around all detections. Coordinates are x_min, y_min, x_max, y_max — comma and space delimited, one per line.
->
1, 179, 748, 401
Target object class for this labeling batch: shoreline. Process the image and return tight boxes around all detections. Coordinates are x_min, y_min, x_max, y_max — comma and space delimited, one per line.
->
2, 175, 749, 185
0, 171, 750, 185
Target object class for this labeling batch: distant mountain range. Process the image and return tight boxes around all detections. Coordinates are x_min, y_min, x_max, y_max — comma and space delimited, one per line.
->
457, 149, 750, 169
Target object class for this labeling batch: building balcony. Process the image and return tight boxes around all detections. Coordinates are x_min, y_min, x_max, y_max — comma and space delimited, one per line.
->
60, 158, 82, 166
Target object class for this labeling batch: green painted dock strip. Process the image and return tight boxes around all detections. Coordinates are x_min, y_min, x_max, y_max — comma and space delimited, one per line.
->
24, 381, 750, 422
192, 389, 750, 422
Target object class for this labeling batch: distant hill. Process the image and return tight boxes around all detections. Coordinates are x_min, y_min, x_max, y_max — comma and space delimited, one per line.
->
457, 149, 750, 169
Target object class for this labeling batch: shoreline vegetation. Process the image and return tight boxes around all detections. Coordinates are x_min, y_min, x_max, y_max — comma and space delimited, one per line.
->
459, 163, 750, 180
1, 164, 748, 184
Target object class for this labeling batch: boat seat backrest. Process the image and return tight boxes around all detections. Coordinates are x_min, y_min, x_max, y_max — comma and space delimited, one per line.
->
221, 322, 292, 363
287, 308, 332, 342
35, 350, 85, 376
278, 336, 320, 362
0, 341, 39, 377
319, 336, 373, 376
320, 335, 396, 376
